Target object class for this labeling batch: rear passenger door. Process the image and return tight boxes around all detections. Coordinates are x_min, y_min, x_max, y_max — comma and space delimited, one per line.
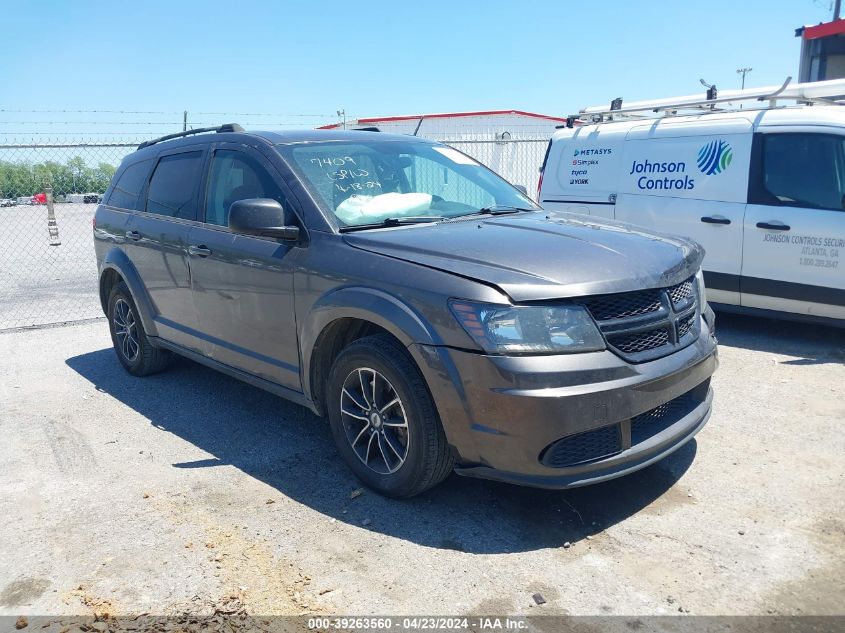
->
126, 146, 206, 351
742, 131, 845, 320
187, 144, 302, 390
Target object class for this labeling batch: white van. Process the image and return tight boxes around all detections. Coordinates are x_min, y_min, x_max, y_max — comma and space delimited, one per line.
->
539, 80, 845, 325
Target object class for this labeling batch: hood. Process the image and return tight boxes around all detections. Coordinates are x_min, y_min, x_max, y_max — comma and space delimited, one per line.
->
342, 212, 704, 302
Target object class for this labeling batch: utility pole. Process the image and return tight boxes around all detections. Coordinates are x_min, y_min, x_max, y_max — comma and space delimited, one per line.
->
736, 67, 753, 90
183, 110, 188, 131
336, 109, 346, 130
835, 0, 842, 21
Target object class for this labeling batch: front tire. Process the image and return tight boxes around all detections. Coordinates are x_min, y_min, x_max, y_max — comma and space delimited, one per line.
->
107, 281, 173, 376
326, 334, 454, 498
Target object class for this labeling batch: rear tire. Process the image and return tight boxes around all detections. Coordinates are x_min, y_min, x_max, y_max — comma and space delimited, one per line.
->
107, 281, 173, 376
326, 334, 454, 498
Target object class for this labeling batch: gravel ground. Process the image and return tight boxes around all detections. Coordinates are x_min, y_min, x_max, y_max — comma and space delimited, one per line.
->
0, 313, 843, 618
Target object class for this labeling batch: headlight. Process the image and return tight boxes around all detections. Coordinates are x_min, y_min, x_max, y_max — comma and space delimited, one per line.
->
449, 301, 605, 354
695, 270, 707, 307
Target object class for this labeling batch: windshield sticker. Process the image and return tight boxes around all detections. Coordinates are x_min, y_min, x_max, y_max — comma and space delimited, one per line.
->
433, 146, 478, 165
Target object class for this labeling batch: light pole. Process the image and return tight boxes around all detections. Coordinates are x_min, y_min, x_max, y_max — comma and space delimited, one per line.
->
736, 67, 753, 90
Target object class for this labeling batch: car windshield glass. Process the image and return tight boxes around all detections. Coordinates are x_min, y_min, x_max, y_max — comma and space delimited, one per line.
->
278, 140, 539, 228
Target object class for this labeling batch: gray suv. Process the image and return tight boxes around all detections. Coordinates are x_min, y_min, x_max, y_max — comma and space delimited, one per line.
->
94, 124, 718, 497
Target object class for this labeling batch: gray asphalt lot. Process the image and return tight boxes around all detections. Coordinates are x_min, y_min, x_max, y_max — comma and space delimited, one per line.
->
0, 313, 842, 618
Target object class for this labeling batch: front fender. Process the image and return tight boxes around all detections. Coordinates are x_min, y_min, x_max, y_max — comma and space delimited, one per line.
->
100, 248, 159, 338
299, 286, 442, 402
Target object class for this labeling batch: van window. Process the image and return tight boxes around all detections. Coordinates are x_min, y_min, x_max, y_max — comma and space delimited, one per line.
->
205, 150, 284, 227
146, 151, 204, 220
106, 159, 152, 210
761, 134, 845, 212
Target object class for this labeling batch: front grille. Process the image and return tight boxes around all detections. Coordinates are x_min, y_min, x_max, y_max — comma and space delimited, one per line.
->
539, 384, 709, 469
668, 279, 694, 307
607, 327, 670, 354
677, 313, 696, 339
581, 276, 699, 362
631, 389, 702, 444
582, 290, 662, 321
540, 424, 621, 468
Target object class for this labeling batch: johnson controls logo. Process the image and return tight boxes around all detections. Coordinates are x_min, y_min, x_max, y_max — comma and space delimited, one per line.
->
697, 140, 733, 175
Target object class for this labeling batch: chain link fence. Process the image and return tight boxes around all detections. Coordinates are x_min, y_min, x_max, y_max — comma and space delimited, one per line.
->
440, 138, 546, 197
0, 132, 550, 331
0, 141, 137, 330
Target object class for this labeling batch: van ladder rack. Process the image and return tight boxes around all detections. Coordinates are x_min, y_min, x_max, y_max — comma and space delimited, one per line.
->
565, 77, 845, 127
137, 123, 244, 150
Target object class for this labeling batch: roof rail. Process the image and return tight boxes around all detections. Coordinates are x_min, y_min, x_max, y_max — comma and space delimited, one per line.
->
566, 77, 845, 127
137, 123, 244, 150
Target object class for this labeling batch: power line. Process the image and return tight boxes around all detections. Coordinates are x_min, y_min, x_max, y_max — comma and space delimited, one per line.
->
0, 109, 342, 117
0, 121, 185, 125
0, 109, 183, 115
192, 112, 336, 117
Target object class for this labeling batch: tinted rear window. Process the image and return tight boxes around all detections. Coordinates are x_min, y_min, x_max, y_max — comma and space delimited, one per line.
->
107, 159, 153, 210
146, 151, 204, 220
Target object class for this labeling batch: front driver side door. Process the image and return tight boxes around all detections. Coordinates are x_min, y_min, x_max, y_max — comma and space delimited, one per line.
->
188, 145, 303, 391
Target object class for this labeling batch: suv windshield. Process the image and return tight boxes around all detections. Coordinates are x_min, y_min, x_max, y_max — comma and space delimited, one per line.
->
278, 140, 539, 228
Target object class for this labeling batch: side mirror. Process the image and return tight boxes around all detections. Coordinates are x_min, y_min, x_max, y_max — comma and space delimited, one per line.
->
228, 198, 300, 240
514, 184, 528, 196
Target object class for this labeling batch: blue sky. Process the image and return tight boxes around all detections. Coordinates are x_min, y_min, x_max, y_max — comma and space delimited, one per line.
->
0, 0, 836, 133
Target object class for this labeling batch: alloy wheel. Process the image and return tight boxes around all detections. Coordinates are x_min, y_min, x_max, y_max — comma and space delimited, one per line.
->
113, 298, 140, 363
339, 367, 409, 474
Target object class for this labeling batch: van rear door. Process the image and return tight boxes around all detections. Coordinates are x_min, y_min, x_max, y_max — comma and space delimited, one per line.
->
615, 119, 752, 306
742, 130, 845, 320
539, 126, 622, 219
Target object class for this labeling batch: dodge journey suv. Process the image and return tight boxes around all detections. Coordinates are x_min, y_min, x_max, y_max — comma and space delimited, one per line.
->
94, 124, 718, 497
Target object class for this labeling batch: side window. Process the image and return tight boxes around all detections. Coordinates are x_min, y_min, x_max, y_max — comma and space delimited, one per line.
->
205, 150, 285, 227
762, 134, 845, 211
146, 151, 204, 220
106, 159, 153, 210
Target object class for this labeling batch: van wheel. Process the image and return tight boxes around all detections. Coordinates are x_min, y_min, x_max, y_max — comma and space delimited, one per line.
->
326, 334, 454, 498
107, 281, 173, 376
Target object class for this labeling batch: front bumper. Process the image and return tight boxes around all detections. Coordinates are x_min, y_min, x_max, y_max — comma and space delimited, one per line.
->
411, 314, 717, 489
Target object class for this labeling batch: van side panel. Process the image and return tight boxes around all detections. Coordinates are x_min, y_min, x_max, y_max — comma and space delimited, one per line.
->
620, 119, 752, 203
540, 126, 625, 219
613, 124, 753, 305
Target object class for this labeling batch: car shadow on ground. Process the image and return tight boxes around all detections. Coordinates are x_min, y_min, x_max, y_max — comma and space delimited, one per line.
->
714, 311, 845, 365
67, 348, 698, 554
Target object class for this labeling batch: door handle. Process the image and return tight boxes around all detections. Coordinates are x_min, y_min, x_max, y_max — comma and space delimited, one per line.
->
125, 230, 141, 241
756, 221, 791, 231
188, 244, 212, 257
701, 216, 731, 225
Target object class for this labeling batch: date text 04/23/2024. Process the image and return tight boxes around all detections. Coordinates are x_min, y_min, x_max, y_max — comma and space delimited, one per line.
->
307, 617, 529, 630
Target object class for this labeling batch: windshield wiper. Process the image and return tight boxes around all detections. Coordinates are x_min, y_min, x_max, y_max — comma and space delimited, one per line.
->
477, 205, 537, 214
338, 216, 442, 233
446, 205, 537, 220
